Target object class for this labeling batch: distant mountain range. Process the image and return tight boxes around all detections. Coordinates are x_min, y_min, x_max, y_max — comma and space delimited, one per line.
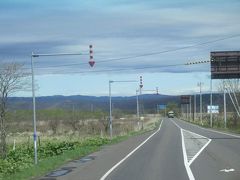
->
7, 93, 234, 113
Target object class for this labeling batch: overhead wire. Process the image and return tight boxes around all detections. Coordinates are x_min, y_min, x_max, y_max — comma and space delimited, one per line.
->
28, 34, 240, 70
1, 34, 240, 72
49, 62, 207, 75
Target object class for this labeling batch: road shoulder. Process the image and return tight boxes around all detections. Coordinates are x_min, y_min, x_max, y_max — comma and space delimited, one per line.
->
38, 127, 159, 180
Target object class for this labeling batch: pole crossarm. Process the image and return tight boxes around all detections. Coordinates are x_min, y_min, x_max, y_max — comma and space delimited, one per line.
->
110, 80, 138, 83
32, 53, 87, 57
141, 90, 156, 92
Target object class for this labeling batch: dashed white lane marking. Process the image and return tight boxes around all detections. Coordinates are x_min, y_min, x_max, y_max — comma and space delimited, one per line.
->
171, 119, 212, 180
99, 120, 164, 180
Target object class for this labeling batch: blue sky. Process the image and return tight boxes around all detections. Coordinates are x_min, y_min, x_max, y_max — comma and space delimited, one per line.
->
0, 0, 240, 96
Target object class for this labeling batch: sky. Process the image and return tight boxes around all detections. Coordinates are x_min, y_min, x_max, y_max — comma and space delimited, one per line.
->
0, 0, 240, 97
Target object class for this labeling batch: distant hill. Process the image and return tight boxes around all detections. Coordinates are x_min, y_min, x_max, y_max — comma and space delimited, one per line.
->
7, 93, 234, 113
7, 94, 178, 112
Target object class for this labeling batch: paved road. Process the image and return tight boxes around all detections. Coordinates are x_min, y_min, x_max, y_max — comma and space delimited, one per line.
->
173, 118, 240, 180
40, 118, 240, 180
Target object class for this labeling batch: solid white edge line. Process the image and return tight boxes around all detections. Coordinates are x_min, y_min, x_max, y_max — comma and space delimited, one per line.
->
181, 129, 195, 180
179, 119, 240, 138
99, 119, 164, 180
203, 128, 240, 138
171, 118, 182, 129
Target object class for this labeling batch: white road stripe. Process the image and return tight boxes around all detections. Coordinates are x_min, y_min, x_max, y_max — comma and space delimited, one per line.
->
99, 120, 164, 180
183, 129, 212, 165
181, 128, 195, 180
171, 119, 212, 180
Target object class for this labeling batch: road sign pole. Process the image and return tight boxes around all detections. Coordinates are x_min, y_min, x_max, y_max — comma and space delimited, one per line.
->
109, 81, 113, 139
190, 96, 192, 121
108, 80, 137, 138
224, 88, 227, 128
210, 78, 213, 127
200, 86, 203, 125
194, 94, 196, 121
31, 53, 38, 165
198, 82, 203, 125
136, 89, 140, 129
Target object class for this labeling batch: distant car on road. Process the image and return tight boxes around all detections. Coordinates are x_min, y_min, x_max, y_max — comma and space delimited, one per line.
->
167, 111, 174, 118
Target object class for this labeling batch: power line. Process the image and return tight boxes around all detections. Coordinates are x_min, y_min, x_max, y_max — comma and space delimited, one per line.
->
31, 34, 240, 69
48, 62, 203, 75
2, 34, 240, 71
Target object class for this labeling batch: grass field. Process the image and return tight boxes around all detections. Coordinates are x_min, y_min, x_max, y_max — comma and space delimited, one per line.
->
1, 115, 161, 180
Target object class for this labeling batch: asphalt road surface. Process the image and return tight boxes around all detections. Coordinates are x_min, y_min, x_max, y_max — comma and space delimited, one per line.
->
40, 118, 240, 180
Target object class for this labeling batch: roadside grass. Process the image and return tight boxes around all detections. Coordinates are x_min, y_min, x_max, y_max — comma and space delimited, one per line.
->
4, 145, 99, 180
2, 118, 161, 180
210, 126, 240, 135
181, 118, 240, 135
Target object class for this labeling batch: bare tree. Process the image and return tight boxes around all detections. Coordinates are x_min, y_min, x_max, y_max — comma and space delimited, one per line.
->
218, 79, 240, 126
0, 63, 29, 159
99, 115, 109, 134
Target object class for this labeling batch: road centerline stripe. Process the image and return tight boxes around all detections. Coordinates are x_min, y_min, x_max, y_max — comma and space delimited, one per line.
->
99, 119, 164, 180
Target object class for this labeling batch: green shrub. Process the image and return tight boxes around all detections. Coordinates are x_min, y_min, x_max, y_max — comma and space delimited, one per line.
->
0, 137, 109, 176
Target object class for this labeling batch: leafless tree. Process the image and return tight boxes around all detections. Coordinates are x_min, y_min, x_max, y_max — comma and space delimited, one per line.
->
0, 63, 29, 159
48, 118, 60, 135
99, 115, 109, 134
218, 79, 240, 126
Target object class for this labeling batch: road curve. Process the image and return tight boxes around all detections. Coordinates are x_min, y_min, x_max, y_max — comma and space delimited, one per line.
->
39, 118, 240, 180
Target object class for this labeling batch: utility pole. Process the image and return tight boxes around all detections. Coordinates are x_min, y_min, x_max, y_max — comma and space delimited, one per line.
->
31, 52, 37, 165
194, 94, 196, 121
210, 78, 213, 127
198, 82, 203, 125
224, 87, 227, 128
109, 80, 113, 139
136, 89, 140, 129
189, 95, 192, 121
139, 76, 143, 130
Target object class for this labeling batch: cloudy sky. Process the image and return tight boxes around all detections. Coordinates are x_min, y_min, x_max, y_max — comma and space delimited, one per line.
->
0, 0, 240, 96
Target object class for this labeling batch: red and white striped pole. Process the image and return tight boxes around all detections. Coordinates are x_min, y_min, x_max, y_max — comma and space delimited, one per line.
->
89, 45, 95, 67
140, 76, 143, 89
139, 76, 143, 130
